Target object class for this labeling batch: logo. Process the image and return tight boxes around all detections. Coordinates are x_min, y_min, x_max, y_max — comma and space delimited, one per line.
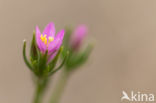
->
121, 91, 154, 102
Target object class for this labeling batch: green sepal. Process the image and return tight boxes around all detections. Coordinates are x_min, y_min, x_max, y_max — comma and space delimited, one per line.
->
37, 50, 48, 77
62, 27, 72, 59
30, 31, 38, 61
48, 51, 69, 76
30, 59, 38, 72
23, 40, 33, 71
66, 44, 93, 71
63, 27, 72, 47
47, 46, 64, 73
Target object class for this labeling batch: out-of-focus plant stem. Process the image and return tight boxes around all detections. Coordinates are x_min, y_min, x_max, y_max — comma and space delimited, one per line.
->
50, 70, 70, 103
33, 78, 48, 103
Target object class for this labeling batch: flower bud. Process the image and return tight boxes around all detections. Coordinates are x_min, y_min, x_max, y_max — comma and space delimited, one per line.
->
62, 24, 92, 71
70, 24, 88, 51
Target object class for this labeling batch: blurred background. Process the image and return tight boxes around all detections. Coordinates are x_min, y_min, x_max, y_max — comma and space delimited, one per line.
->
1, 0, 156, 103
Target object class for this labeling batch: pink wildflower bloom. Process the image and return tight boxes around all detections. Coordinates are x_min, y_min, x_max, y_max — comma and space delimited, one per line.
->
36, 22, 64, 62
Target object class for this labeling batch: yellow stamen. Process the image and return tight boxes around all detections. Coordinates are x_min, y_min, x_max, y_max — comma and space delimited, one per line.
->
40, 34, 54, 47
40, 34, 47, 45
48, 36, 54, 42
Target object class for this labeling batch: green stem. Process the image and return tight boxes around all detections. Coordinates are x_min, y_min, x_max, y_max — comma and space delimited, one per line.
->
49, 70, 70, 103
33, 78, 48, 103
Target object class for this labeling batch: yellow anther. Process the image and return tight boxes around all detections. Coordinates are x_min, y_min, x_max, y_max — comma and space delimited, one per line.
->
40, 34, 54, 47
48, 36, 54, 42
40, 34, 47, 45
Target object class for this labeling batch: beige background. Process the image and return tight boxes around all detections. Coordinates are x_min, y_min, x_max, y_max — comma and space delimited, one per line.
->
0, 0, 156, 103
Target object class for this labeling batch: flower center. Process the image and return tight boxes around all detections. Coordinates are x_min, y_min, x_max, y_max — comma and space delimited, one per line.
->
40, 34, 54, 46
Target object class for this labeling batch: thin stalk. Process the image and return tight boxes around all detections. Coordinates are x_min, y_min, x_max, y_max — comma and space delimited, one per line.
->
49, 70, 70, 103
33, 78, 48, 103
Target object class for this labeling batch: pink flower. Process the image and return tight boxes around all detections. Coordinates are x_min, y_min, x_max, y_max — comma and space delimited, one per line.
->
70, 24, 88, 51
36, 22, 64, 62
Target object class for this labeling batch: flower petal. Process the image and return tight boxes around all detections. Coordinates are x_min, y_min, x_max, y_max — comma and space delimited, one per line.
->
48, 29, 65, 54
55, 29, 65, 49
36, 26, 46, 53
43, 22, 55, 37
